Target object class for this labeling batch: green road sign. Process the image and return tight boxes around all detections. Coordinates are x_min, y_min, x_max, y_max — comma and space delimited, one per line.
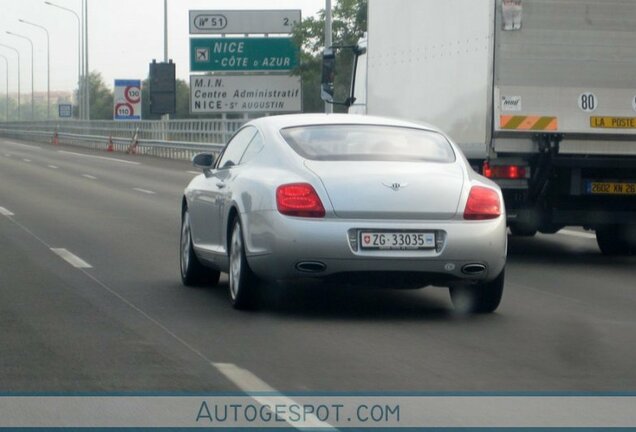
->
190, 37, 298, 72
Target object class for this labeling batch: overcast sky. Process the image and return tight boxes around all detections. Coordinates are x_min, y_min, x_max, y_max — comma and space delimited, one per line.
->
0, 0, 324, 95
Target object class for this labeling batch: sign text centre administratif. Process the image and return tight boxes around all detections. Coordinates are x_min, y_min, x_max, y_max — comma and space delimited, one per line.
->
190, 37, 298, 72
190, 75, 301, 113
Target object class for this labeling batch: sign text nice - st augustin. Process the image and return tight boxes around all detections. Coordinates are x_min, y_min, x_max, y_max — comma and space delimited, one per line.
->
190, 37, 298, 72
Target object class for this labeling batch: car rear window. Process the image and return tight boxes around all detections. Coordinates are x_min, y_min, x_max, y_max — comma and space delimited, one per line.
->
280, 124, 456, 163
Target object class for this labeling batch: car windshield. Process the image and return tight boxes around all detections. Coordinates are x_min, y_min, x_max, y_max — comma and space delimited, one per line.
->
280, 124, 456, 163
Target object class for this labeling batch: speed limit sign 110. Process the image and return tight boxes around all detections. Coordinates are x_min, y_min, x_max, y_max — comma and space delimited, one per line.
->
113, 79, 142, 120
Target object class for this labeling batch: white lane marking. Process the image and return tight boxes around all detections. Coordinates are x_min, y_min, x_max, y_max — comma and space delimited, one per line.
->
133, 187, 156, 195
3, 213, 299, 409
23, 158, 31, 162
2, 141, 41, 150
187, 170, 201, 175
82, 174, 98, 180
212, 362, 335, 430
6, 217, 212, 362
48, 165, 59, 169
58, 150, 140, 165
50, 248, 93, 268
557, 229, 596, 240
0, 206, 15, 216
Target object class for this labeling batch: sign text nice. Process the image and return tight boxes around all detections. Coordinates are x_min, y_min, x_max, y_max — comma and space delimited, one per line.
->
211, 41, 291, 68
190, 37, 298, 72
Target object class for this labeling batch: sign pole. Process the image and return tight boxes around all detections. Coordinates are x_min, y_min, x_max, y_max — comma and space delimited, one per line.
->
84, 0, 90, 120
325, 0, 333, 114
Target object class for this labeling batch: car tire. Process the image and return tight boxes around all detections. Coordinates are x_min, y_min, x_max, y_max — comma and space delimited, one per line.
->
596, 225, 633, 256
228, 218, 259, 310
449, 269, 505, 314
180, 208, 220, 286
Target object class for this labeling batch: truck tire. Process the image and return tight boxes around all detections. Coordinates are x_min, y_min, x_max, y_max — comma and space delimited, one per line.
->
596, 225, 632, 256
509, 223, 537, 237
449, 269, 505, 314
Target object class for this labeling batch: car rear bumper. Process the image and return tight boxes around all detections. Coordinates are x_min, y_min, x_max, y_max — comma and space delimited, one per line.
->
243, 210, 507, 284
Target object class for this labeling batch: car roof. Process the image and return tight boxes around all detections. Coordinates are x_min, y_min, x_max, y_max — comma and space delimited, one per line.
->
248, 113, 440, 133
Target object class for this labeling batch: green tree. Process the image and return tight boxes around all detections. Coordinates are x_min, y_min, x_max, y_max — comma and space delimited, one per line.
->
174, 79, 191, 118
0, 96, 17, 121
89, 72, 114, 119
2, 94, 53, 121
73, 71, 114, 120
292, 0, 367, 113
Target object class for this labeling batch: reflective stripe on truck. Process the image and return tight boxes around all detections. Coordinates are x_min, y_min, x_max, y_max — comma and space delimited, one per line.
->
500, 115, 558, 131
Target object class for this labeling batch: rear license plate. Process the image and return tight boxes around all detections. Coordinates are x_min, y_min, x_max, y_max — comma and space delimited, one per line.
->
360, 231, 436, 250
585, 181, 636, 195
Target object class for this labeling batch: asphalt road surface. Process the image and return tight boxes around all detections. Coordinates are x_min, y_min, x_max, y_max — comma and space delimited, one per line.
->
0, 137, 634, 393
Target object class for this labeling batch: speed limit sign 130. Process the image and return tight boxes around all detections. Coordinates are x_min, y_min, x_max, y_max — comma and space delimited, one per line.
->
113, 79, 142, 120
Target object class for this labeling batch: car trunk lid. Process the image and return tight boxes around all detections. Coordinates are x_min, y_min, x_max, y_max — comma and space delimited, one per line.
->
304, 161, 464, 220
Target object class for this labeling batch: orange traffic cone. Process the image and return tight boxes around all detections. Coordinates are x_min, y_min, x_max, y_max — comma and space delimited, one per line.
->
107, 135, 114, 152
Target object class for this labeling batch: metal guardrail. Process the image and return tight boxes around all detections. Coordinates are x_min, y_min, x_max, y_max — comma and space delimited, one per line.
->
0, 119, 246, 160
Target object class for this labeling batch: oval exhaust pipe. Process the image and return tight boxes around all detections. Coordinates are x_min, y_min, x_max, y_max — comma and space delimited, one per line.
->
461, 263, 487, 275
295, 261, 327, 273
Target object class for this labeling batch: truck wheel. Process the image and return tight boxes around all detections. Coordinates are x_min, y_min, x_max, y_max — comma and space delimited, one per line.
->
509, 223, 537, 237
449, 269, 505, 314
596, 225, 632, 256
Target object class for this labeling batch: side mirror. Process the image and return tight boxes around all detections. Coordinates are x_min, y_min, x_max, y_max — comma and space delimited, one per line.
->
320, 44, 365, 107
192, 153, 215, 171
321, 48, 336, 104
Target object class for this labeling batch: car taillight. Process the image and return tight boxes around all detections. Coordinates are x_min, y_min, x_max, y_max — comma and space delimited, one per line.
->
276, 183, 325, 218
464, 186, 501, 220
482, 161, 527, 179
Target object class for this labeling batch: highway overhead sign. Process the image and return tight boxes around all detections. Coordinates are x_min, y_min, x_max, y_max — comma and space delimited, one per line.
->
189, 10, 301, 34
190, 37, 298, 72
190, 75, 301, 114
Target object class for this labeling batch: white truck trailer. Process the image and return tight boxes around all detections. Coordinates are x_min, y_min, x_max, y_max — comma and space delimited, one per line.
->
321, 0, 636, 255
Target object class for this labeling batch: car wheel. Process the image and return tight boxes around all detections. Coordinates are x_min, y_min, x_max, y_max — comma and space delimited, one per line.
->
449, 269, 505, 314
180, 208, 220, 286
596, 225, 631, 256
228, 218, 258, 309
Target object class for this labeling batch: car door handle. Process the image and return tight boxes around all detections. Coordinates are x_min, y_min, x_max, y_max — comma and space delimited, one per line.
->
216, 182, 226, 189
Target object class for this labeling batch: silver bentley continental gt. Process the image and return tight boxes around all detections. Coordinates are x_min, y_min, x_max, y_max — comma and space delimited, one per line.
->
180, 114, 507, 312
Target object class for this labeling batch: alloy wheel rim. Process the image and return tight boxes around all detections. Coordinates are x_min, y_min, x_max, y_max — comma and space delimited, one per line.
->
181, 213, 190, 276
229, 224, 242, 300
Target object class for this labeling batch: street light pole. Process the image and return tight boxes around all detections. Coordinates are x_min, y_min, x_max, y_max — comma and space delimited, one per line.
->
162, 0, 170, 122
0, 43, 21, 120
0, 54, 8, 121
83, 0, 90, 120
19, 19, 50, 120
6, 31, 34, 120
44, 1, 82, 120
